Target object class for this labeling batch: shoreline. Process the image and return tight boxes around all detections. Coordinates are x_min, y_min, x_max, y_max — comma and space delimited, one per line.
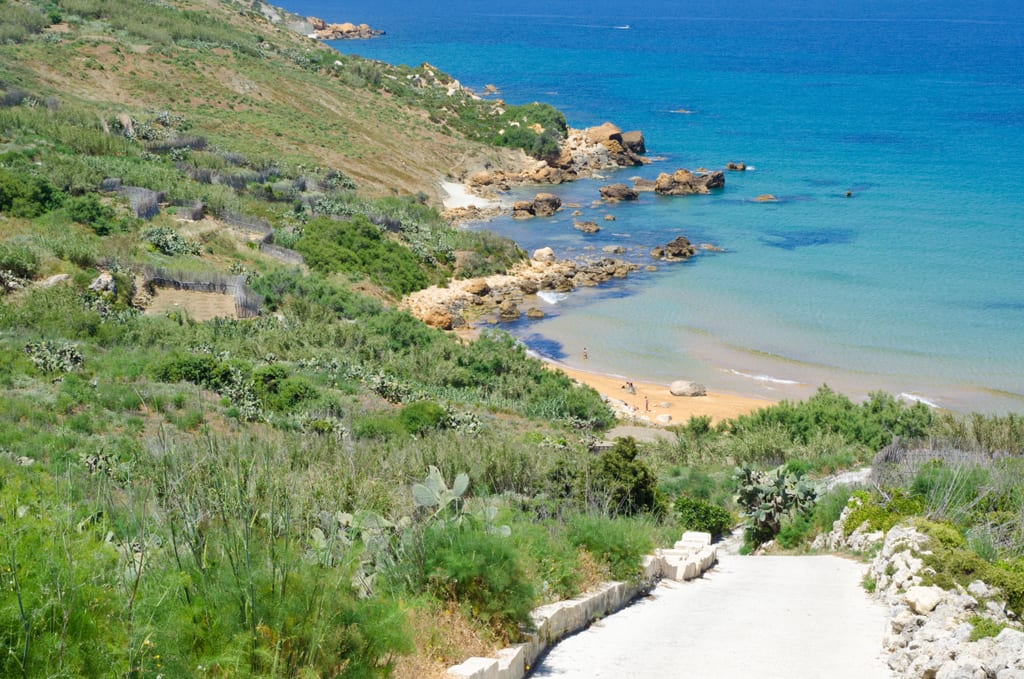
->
551, 361, 776, 426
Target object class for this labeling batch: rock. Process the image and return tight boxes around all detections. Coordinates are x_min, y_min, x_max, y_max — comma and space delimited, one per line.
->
604, 214, 616, 221
621, 130, 646, 154
532, 193, 562, 216
652, 236, 697, 261
309, 18, 384, 40
512, 200, 536, 219
967, 581, 991, 599
582, 122, 644, 166
88, 272, 116, 295
573, 220, 600, 234
526, 307, 545, 319
654, 169, 725, 195
645, 265, 658, 272
906, 586, 946, 615
754, 194, 778, 202
463, 279, 490, 296
995, 628, 1024, 658
584, 121, 624, 146
498, 300, 520, 321
997, 670, 1024, 679
600, 183, 639, 201
483, 83, 498, 94
669, 380, 706, 397
698, 243, 723, 252
936, 657, 987, 679
518, 278, 539, 294
655, 414, 672, 424
422, 308, 453, 330
633, 178, 657, 192
38, 273, 71, 288
602, 245, 626, 254
532, 247, 556, 263
726, 161, 747, 171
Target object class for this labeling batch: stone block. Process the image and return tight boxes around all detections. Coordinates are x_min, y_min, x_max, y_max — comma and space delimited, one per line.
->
448, 657, 499, 679
680, 531, 712, 547
905, 585, 945, 615
496, 645, 526, 679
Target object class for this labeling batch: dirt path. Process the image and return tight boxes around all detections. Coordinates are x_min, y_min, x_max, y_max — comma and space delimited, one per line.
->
530, 551, 893, 678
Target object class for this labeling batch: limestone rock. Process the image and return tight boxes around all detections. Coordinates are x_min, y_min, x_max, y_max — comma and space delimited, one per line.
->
38, 273, 71, 288
669, 380, 706, 397
599, 183, 639, 201
573, 220, 600, 234
652, 235, 697, 261
498, 300, 520, 321
905, 586, 945, 615
463, 279, 490, 296
754, 194, 778, 202
654, 169, 725, 195
602, 245, 626, 254
526, 307, 545, 319
89, 271, 116, 295
633, 178, 657, 192
621, 130, 646, 154
655, 414, 672, 424
422, 308, 453, 330
532, 247, 556, 263
532, 193, 562, 216
604, 214, 616, 221
726, 161, 747, 171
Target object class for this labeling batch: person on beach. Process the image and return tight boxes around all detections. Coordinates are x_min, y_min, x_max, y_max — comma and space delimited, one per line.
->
583, 347, 588, 361
644, 395, 649, 412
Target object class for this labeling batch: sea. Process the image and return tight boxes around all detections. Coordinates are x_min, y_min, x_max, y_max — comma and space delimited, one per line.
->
284, 0, 1024, 413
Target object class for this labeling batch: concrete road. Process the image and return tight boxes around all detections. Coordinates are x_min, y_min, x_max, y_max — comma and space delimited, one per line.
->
530, 553, 894, 679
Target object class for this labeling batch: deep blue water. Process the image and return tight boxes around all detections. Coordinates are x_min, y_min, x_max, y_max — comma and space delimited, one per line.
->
286, 0, 1024, 412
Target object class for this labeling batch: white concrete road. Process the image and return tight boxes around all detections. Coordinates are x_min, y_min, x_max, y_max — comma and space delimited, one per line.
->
530, 553, 894, 679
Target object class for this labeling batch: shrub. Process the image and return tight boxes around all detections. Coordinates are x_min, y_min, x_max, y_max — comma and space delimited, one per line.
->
420, 523, 534, 639
844, 490, 925, 537
673, 496, 734, 537
0, 167, 64, 217
567, 514, 653, 581
66, 193, 117, 235
398, 400, 447, 435
596, 437, 663, 516
295, 215, 429, 295
0, 239, 40, 279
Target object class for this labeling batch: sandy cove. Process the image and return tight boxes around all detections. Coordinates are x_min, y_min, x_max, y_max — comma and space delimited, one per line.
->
554, 364, 775, 426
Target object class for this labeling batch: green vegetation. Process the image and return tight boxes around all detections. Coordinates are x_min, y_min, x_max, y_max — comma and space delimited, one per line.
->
2, 0, 1024, 675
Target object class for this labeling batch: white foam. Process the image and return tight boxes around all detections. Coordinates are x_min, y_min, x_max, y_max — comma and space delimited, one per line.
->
726, 369, 801, 386
440, 181, 499, 210
746, 165, 756, 171
537, 291, 569, 305
898, 392, 941, 409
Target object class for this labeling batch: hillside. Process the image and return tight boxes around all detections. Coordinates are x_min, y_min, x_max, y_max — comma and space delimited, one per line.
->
2, 2, 1024, 679
0, 0, 544, 201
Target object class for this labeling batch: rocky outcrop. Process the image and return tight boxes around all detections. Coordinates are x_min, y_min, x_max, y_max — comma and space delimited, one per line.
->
582, 122, 646, 167
307, 18, 383, 40
754, 194, 778, 202
402, 253, 640, 329
621, 130, 646, 155
669, 380, 706, 397
573, 220, 600, 234
599, 183, 639, 201
650, 235, 697, 261
512, 193, 562, 219
633, 178, 657, 193
654, 169, 725, 196
726, 161, 747, 171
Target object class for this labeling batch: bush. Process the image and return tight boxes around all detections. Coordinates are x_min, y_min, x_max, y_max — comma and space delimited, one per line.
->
419, 523, 534, 639
734, 465, 817, 545
567, 514, 653, 581
596, 437, 663, 516
66, 193, 117, 235
296, 215, 429, 295
0, 167, 64, 217
0, 239, 41, 279
398, 400, 446, 435
673, 496, 734, 537
844, 489, 925, 537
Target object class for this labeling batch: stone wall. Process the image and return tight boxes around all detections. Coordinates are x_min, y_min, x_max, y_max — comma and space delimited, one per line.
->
446, 531, 717, 679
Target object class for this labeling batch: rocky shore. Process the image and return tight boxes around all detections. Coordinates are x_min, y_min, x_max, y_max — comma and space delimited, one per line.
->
401, 248, 639, 331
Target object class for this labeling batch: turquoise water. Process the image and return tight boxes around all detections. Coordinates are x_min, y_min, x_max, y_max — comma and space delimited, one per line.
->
288, 0, 1024, 412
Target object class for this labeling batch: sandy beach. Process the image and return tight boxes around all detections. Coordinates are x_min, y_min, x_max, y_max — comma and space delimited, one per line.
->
554, 363, 776, 426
